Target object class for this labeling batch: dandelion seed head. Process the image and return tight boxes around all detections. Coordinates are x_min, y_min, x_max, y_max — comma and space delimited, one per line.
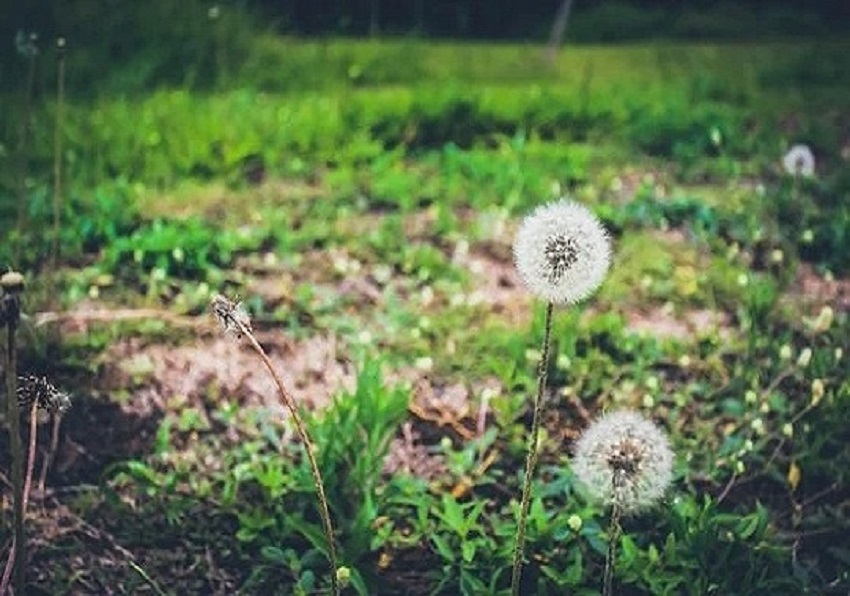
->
513, 199, 611, 304
210, 293, 252, 338
15, 31, 39, 58
17, 375, 71, 414
573, 410, 673, 512
782, 144, 815, 178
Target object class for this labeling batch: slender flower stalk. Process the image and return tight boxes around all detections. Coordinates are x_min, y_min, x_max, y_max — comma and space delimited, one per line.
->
15, 33, 38, 242
51, 37, 67, 271
1, 271, 26, 594
510, 301, 554, 594
573, 410, 674, 596
210, 294, 339, 595
603, 499, 624, 596
16, 375, 72, 505
510, 199, 611, 594
23, 401, 38, 510
38, 415, 64, 493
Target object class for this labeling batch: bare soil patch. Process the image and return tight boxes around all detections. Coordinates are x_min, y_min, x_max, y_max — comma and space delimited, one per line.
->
785, 263, 850, 313
103, 330, 357, 417
624, 306, 733, 340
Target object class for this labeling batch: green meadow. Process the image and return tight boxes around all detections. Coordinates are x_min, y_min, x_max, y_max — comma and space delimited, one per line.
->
1, 33, 848, 594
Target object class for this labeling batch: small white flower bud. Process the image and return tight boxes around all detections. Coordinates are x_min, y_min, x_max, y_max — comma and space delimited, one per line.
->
414, 356, 433, 372
797, 347, 812, 368
812, 306, 834, 333
811, 379, 825, 406
336, 566, 351, 587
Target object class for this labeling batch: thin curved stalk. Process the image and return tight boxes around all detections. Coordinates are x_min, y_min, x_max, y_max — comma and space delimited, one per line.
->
23, 402, 38, 509
2, 294, 24, 594
38, 414, 63, 493
242, 332, 340, 595
51, 38, 66, 271
2, 401, 41, 591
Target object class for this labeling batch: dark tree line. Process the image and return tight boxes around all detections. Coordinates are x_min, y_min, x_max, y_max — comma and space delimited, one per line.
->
1, 0, 848, 93
3, 0, 850, 44
249, 0, 850, 38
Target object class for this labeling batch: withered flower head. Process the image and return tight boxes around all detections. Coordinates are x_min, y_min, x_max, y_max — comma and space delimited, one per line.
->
210, 294, 253, 338
17, 375, 71, 414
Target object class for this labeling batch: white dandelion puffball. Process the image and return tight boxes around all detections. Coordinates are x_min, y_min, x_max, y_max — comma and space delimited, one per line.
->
782, 144, 815, 178
513, 199, 611, 304
573, 410, 674, 512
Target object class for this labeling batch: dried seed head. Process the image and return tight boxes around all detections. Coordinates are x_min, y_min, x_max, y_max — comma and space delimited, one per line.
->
782, 144, 815, 178
573, 410, 673, 512
17, 375, 71, 414
210, 294, 252, 338
513, 199, 611, 304
0, 270, 25, 293
0, 270, 25, 325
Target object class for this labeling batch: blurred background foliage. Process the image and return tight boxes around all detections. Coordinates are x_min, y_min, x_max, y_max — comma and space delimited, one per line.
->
2, 0, 850, 95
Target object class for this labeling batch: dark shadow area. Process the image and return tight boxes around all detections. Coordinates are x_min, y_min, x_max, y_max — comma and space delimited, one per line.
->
1, 389, 163, 488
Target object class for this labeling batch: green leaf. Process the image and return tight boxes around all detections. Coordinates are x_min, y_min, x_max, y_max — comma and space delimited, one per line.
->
432, 534, 456, 562
285, 516, 331, 556
738, 513, 761, 539
461, 540, 476, 563
260, 546, 288, 564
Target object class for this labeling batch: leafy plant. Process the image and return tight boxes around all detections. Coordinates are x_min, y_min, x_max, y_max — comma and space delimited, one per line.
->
100, 217, 265, 282
305, 361, 410, 578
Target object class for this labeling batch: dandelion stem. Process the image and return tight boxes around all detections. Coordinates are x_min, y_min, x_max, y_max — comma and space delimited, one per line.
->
15, 38, 38, 244
511, 301, 555, 595
38, 413, 64, 493
24, 401, 39, 510
242, 331, 340, 595
51, 38, 66, 271
603, 500, 623, 596
1, 278, 25, 594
